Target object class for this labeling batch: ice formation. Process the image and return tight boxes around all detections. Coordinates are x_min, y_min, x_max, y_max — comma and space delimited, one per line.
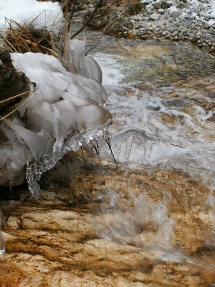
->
6, 38, 112, 198
0, 0, 111, 198
0, 209, 5, 254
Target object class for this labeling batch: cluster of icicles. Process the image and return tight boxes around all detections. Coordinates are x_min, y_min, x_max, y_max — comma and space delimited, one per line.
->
1, 37, 112, 198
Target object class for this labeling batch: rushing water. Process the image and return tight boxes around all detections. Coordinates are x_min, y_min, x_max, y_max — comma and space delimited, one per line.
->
86, 38, 215, 278
92, 42, 215, 186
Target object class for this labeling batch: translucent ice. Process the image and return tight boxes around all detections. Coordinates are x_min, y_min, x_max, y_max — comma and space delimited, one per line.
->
4, 118, 50, 160
8, 39, 111, 198
0, 231, 5, 255
0, 209, 5, 226
70, 38, 102, 83
0, 210, 5, 255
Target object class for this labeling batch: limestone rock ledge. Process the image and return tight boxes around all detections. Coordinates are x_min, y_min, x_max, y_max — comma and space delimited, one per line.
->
0, 158, 215, 287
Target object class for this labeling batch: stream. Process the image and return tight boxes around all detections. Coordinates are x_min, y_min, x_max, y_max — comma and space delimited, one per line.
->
88, 37, 215, 283
0, 36, 215, 286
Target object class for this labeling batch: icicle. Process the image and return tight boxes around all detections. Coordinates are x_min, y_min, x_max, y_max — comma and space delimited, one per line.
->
0, 209, 5, 226
26, 125, 112, 199
70, 38, 86, 74
70, 38, 102, 83
0, 209, 5, 255
124, 135, 134, 162
62, 29, 77, 73
0, 125, 16, 142
3, 118, 50, 161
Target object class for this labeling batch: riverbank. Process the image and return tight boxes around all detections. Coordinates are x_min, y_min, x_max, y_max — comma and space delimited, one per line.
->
131, 0, 215, 52
84, 0, 215, 54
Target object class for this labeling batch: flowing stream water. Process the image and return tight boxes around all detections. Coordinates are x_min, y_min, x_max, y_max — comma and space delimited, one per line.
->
84, 36, 215, 283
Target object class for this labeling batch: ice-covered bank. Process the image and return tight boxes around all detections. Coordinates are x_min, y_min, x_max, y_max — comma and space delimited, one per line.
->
0, 0, 111, 197
9, 50, 111, 198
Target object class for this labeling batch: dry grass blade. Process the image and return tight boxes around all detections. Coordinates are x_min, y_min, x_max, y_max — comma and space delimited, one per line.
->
0, 91, 30, 105
39, 45, 59, 58
29, 10, 46, 26
0, 97, 32, 123
10, 25, 22, 53
0, 35, 17, 52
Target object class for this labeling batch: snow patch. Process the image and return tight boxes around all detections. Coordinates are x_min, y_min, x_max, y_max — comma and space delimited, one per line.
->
0, 0, 63, 31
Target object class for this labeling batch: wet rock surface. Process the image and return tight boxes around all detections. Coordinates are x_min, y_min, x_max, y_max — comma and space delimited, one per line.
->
0, 155, 215, 286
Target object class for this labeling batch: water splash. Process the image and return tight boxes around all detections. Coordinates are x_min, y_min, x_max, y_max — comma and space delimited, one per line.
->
87, 190, 175, 249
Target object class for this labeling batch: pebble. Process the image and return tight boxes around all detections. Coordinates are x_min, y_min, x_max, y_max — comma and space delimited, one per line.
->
158, 9, 165, 14
150, 13, 160, 20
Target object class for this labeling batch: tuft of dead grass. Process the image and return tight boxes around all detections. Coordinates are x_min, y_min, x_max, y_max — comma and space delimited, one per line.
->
1, 18, 59, 58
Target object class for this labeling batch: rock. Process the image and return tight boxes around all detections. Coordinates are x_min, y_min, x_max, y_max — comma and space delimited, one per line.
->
132, 16, 140, 21
149, 13, 159, 20
153, 0, 163, 9
158, 8, 165, 14
141, 0, 152, 4
1, 153, 215, 286
140, 33, 150, 40
145, 4, 154, 12
167, 6, 182, 18
136, 23, 144, 29
153, 0, 172, 9
177, 2, 186, 9
169, 27, 176, 32
164, 1, 173, 8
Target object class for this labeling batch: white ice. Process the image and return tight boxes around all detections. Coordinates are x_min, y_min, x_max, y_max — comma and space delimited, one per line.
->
10, 50, 111, 156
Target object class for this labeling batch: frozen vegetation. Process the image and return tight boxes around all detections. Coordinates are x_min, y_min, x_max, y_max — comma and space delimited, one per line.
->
0, 0, 111, 198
